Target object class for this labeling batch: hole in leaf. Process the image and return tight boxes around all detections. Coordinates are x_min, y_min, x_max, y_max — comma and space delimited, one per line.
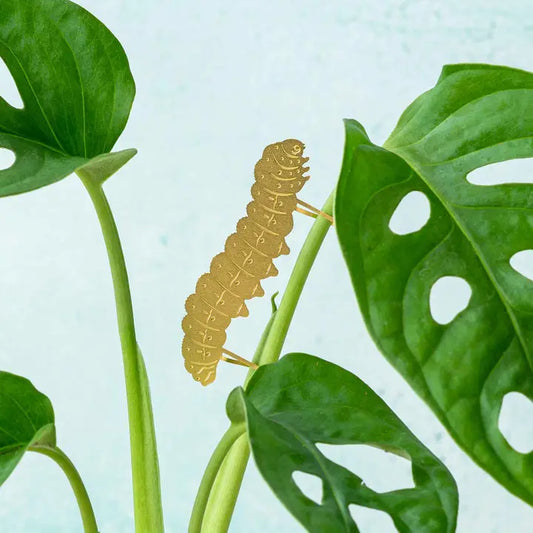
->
467, 158, 533, 185
429, 276, 472, 325
292, 471, 323, 505
349, 504, 397, 532
316, 443, 414, 493
0, 148, 15, 170
510, 250, 533, 282
0, 57, 23, 109
499, 392, 533, 454
388, 191, 431, 235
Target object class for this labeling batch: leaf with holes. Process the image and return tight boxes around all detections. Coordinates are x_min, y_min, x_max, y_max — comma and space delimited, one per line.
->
229, 353, 458, 533
335, 64, 533, 506
0, 371, 55, 484
0, 0, 136, 196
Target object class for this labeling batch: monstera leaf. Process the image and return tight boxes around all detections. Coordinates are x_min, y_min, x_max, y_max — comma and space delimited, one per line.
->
229, 354, 458, 533
0, 0, 136, 196
335, 64, 533, 505
0, 371, 55, 484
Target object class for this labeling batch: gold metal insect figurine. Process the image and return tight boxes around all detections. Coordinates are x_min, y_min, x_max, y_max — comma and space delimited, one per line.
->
181, 139, 333, 385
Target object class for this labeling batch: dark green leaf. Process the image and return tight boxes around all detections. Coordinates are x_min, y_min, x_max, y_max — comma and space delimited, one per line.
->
0, 371, 55, 485
236, 353, 458, 533
0, 0, 135, 196
335, 64, 533, 505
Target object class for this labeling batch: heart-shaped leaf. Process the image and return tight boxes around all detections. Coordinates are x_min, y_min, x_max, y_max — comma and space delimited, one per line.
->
0, 371, 55, 484
335, 64, 533, 505
0, 0, 136, 196
232, 353, 458, 533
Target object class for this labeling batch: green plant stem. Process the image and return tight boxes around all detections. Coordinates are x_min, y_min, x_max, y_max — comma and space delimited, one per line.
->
256, 190, 335, 366
201, 435, 249, 533
189, 306, 277, 532
30, 446, 99, 533
188, 424, 245, 533
79, 174, 164, 533
198, 190, 335, 532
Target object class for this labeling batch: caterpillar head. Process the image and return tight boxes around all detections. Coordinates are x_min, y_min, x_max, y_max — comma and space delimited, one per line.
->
281, 139, 304, 157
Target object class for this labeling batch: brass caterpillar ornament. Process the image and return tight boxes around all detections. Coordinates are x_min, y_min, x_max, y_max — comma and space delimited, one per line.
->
181, 139, 331, 385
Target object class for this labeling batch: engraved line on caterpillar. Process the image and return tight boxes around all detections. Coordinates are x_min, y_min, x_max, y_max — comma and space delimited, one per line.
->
181, 139, 333, 385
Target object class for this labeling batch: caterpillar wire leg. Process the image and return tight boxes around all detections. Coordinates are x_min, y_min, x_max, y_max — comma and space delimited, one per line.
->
296, 198, 334, 225
221, 348, 258, 369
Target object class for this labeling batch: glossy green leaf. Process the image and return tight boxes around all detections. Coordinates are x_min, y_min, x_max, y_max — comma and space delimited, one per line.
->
335, 64, 533, 505
0, 0, 136, 196
233, 353, 458, 533
0, 371, 55, 485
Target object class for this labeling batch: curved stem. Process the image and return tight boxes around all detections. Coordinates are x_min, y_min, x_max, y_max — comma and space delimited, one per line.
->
243, 298, 279, 387
198, 190, 335, 532
258, 190, 335, 366
201, 435, 249, 533
189, 301, 278, 532
30, 446, 99, 533
78, 173, 164, 533
188, 424, 245, 533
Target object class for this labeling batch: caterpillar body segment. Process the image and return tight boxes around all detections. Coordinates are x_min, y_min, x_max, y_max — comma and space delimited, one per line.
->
182, 315, 227, 347
183, 357, 218, 386
195, 273, 250, 318
210, 252, 265, 299
225, 234, 279, 279
246, 202, 295, 233
182, 336, 221, 371
235, 218, 290, 257
251, 183, 298, 214
182, 139, 310, 385
254, 167, 309, 194
185, 294, 232, 330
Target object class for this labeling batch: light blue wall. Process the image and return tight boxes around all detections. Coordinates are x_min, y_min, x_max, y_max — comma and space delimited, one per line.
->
0, 0, 531, 531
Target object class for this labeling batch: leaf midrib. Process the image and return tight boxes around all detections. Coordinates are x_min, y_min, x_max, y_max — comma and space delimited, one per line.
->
0, 130, 67, 156
384, 87, 533, 153
266, 409, 453, 533
0, 6, 93, 159
46, 11, 87, 157
0, 37, 68, 154
4, 392, 37, 433
349, 147, 532, 503
266, 414, 355, 532
388, 151, 532, 376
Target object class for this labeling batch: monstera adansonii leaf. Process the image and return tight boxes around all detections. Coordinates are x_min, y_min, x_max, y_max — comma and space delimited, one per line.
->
0, 0, 136, 196
0, 371, 55, 485
229, 354, 458, 533
335, 64, 533, 505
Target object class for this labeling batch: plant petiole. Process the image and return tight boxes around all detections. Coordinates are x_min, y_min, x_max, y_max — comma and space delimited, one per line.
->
30, 445, 99, 533
196, 190, 336, 532
188, 423, 246, 533
77, 171, 164, 533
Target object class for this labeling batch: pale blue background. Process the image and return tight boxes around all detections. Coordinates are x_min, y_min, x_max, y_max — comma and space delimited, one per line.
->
0, 0, 532, 531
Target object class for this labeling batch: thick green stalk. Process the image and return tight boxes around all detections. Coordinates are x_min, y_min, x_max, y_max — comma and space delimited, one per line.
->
188, 305, 277, 532
256, 190, 335, 366
30, 446, 99, 533
198, 191, 335, 532
78, 173, 164, 533
188, 424, 245, 533
201, 435, 249, 532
